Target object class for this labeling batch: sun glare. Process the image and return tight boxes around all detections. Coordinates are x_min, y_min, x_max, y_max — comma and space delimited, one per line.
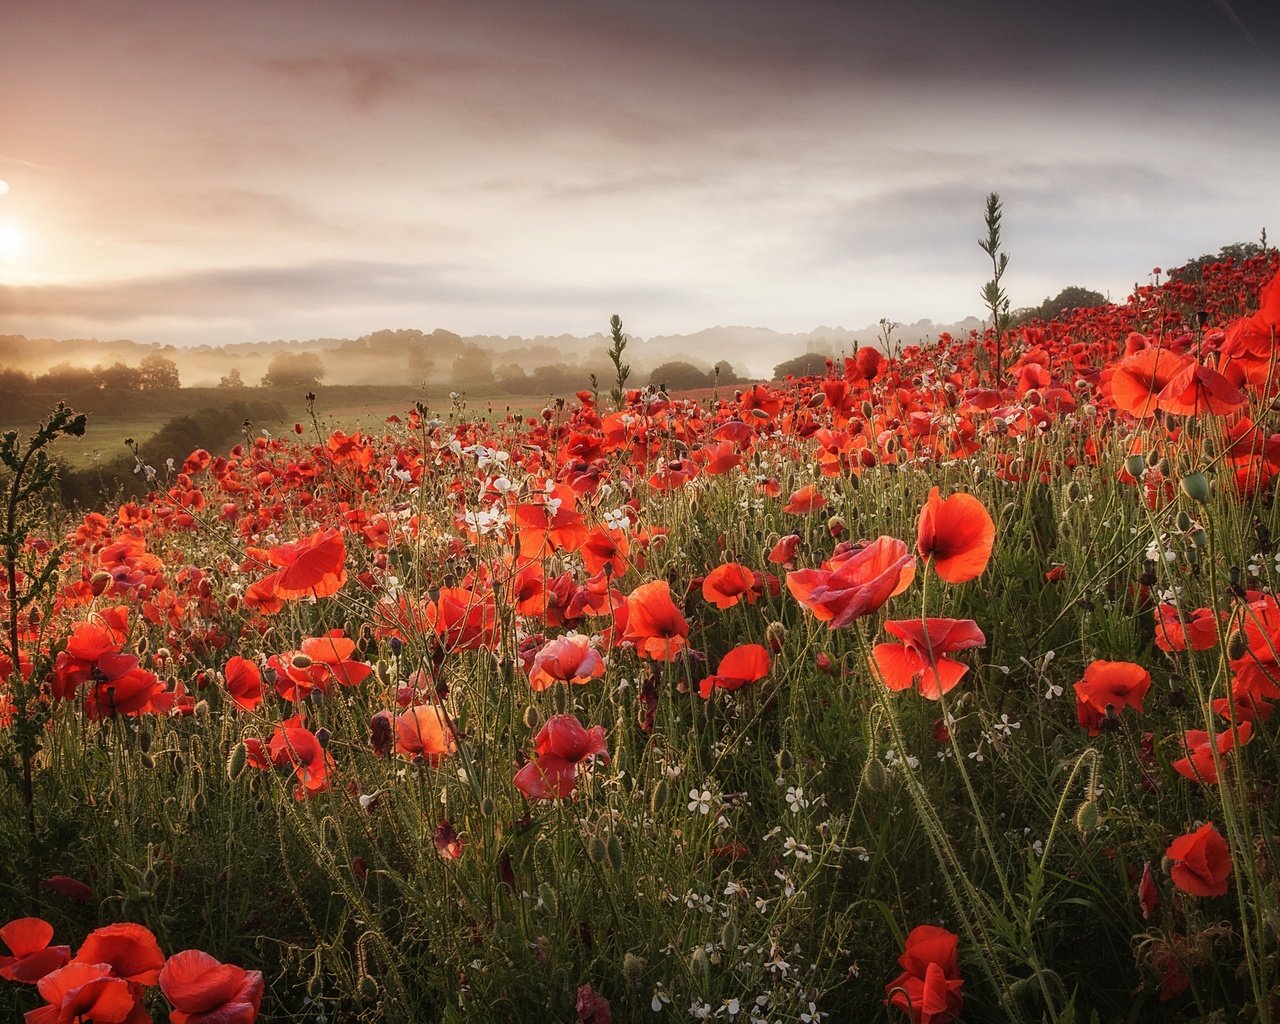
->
0, 224, 24, 261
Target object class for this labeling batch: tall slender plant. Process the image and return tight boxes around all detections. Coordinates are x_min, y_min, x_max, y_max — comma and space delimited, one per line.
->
979, 192, 1013, 376
607, 314, 631, 411
0, 403, 86, 842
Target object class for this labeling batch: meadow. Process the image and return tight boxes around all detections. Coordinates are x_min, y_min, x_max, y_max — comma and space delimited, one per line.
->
1, 248, 1280, 1023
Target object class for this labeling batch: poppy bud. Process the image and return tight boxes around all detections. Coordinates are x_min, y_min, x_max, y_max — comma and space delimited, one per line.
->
587, 835, 608, 864
358, 975, 379, 1002
607, 835, 624, 871
1066, 480, 1082, 501
389, 635, 403, 656
480, 797, 495, 816
140, 753, 156, 770
720, 920, 739, 951
1180, 472, 1210, 504
90, 570, 113, 595
649, 779, 669, 814
1175, 510, 1192, 532
815, 652, 834, 675
1168, 680, 1187, 709
1189, 528, 1208, 549
138, 730, 152, 753
827, 515, 845, 538
1074, 800, 1099, 834
862, 757, 888, 793
1124, 455, 1147, 479
315, 728, 331, 749
226, 742, 248, 781
766, 621, 786, 652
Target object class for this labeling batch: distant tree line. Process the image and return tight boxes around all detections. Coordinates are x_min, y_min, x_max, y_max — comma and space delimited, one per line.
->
0, 353, 181, 393
1010, 286, 1108, 327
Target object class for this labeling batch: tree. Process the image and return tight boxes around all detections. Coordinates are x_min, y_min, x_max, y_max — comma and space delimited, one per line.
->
1012, 286, 1108, 326
261, 352, 325, 388
96, 362, 142, 391
772, 352, 829, 380
218, 368, 247, 388
713, 360, 743, 385
647, 361, 711, 391
138, 353, 180, 390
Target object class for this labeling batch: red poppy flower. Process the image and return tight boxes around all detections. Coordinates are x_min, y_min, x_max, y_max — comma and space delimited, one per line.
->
872, 618, 986, 700
1165, 823, 1231, 897
884, 925, 964, 1024
1172, 722, 1252, 784
768, 534, 802, 568
395, 704, 457, 763
783, 484, 828, 515
916, 488, 995, 583
39, 876, 92, 903
698, 644, 772, 698
702, 562, 763, 610
581, 525, 630, 578
786, 536, 915, 628
267, 717, 333, 798
1072, 660, 1151, 736
1137, 861, 1160, 921
623, 580, 689, 661
1105, 347, 1191, 418
1155, 361, 1246, 417
159, 949, 264, 1024
25, 961, 136, 1024
263, 527, 347, 600
0, 918, 69, 983
513, 714, 609, 800
528, 635, 605, 691
73, 922, 164, 985
426, 586, 499, 652
1154, 605, 1219, 652
223, 656, 263, 712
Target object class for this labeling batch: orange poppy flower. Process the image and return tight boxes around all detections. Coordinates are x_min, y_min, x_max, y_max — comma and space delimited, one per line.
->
915, 487, 995, 584
698, 644, 771, 698
786, 536, 915, 628
623, 580, 689, 661
783, 484, 828, 515
702, 562, 763, 610
581, 525, 630, 578
395, 705, 456, 764
872, 618, 985, 699
159, 949, 264, 1024
1165, 823, 1231, 897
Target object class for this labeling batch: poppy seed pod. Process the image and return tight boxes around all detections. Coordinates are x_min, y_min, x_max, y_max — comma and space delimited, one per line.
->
649, 779, 669, 814
1175, 511, 1192, 532
1124, 454, 1147, 479
1180, 472, 1210, 504
622, 953, 646, 985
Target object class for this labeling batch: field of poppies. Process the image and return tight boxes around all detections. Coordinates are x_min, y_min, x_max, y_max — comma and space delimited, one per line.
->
2, 249, 1280, 1023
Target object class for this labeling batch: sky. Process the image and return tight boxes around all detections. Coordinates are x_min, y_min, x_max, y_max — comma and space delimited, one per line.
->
0, 0, 1278, 347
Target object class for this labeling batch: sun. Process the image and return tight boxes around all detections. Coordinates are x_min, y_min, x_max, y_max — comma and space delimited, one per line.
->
0, 224, 24, 261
